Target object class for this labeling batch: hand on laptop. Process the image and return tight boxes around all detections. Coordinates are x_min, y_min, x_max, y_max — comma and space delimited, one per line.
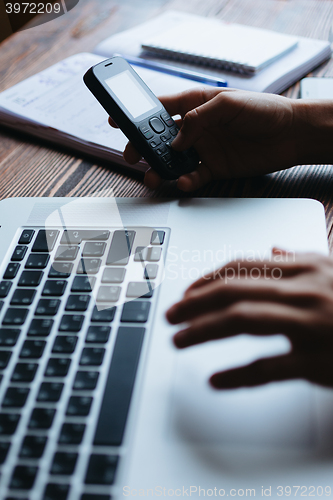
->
109, 88, 333, 191
166, 249, 333, 389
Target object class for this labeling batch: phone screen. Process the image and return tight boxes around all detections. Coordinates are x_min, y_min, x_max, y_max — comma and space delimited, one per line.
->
105, 70, 157, 119
300, 77, 333, 99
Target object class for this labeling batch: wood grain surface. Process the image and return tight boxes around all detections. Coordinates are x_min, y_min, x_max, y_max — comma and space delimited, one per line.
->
0, 0, 333, 248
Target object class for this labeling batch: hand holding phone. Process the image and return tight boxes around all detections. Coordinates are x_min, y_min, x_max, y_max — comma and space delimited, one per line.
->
84, 56, 200, 180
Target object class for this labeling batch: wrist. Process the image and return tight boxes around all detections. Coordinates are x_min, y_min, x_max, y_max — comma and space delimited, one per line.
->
292, 99, 333, 165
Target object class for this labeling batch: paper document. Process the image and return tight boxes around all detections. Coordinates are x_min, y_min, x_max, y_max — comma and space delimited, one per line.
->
0, 52, 212, 170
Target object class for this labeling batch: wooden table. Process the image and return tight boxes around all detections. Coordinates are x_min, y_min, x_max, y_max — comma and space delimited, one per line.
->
0, 0, 333, 246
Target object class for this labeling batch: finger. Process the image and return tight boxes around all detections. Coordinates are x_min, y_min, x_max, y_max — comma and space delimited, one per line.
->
209, 353, 303, 389
177, 163, 212, 192
159, 88, 222, 118
108, 116, 119, 128
123, 142, 142, 164
184, 257, 310, 294
167, 279, 294, 325
144, 168, 163, 190
172, 301, 306, 348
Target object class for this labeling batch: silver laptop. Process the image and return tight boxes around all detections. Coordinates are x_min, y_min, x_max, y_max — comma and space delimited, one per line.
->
0, 196, 331, 500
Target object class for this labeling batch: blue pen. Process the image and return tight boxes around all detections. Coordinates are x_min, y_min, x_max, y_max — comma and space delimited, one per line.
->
115, 54, 227, 87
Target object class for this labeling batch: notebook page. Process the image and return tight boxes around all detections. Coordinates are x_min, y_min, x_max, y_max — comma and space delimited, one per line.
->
0, 52, 213, 160
142, 19, 298, 73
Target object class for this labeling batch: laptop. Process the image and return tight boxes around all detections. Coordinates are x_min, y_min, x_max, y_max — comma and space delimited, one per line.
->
0, 196, 331, 500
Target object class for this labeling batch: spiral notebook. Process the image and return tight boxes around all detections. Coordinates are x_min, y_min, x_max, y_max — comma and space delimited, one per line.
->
141, 17, 299, 75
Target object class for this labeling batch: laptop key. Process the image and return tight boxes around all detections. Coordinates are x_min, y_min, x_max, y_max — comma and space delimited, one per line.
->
73, 371, 99, 390
97, 285, 121, 302
121, 300, 151, 323
151, 230, 165, 245
55, 246, 79, 261
66, 294, 90, 311
0, 300, 3, 313
94, 327, 145, 446
32, 230, 59, 252
85, 454, 118, 485
48, 262, 73, 278
28, 319, 53, 336
126, 282, 153, 298
2, 307, 29, 326
71, 276, 96, 292
28, 408, 55, 429
0, 413, 20, 435
59, 314, 84, 332
0, 441, 10, 464
11, 245, 28, 261
144, 264, 158, 280
9, 465, 38, 490
106, 230, 136, 266
10, 288, 36, 306
91, 306, 116, 323
77, 258, 102, 275
43, 483, 70, 500
83, 230, 110, 241
59, 423, 85, 445
148, 247, 162, 262
37, 382, 64, 402
82, 241, 106, 257
2, 387, 29, 408
86, 325, 110, 344
0, 350, 11, 369
19, 435, 47, 459
80, 348, 105, 366
0, 281, 12, 298
66, 396, 93, 416
0, 329, 20, 346
25, 253, 50, 269
20, 340, 46, 359
18, 270, 43, 287
61, 230, 84, 244
11, 363, 37, 382
18, 229, 35, 245
35, 299, 60, 316
102, 267, 125, 283
52, 336, 78, 354
45, 358, 71, 377
51, 451, 78, 475
134, 246, 148, 262
42, 280, 67, 296
3, 263, 20, 280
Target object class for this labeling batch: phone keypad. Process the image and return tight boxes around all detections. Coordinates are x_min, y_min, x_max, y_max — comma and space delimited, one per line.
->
149, 117, 165, 134
138, 111, 199, 174
161, 112, 174, 127
139, 126, 154, 140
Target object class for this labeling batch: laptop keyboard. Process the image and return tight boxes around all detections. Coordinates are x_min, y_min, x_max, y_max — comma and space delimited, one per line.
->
0, 226, 169, 500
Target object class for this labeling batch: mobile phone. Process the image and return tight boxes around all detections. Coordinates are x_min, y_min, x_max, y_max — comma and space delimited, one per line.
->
83, 56, 200, 180
300, 77, 333, 99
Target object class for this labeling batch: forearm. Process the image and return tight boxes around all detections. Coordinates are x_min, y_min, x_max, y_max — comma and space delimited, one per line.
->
293, 99, 333, 165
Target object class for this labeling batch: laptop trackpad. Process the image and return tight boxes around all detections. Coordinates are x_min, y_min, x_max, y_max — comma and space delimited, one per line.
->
169, 335, 315, 449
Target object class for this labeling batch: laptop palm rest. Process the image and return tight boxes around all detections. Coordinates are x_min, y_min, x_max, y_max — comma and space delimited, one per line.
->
169, 335, 315, 449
